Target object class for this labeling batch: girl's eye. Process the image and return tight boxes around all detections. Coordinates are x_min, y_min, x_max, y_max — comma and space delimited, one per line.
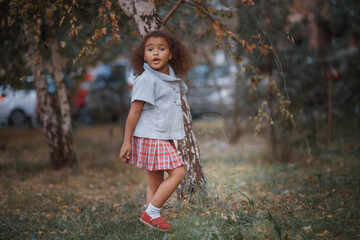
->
147, 48, 152, 51
160, 48, 165, 51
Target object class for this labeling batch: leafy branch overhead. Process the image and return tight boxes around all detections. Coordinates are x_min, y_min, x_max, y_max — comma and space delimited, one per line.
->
2, 0, 294, 135
185, 0, 294, 133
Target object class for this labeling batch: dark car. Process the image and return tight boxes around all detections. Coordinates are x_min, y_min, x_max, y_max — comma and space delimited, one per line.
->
74, 60, 132, 124
186, 64, 236, 118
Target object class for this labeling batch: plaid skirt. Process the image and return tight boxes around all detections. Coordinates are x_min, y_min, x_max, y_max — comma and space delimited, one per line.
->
125, 136, 184, 171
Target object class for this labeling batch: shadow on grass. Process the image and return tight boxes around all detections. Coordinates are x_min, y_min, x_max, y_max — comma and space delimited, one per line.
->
0, 158, 50, 179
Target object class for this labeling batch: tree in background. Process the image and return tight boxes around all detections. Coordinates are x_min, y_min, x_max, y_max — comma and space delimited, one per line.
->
1, 1, 130, 169
3, 1, 78, 169
231, 0, 360, 160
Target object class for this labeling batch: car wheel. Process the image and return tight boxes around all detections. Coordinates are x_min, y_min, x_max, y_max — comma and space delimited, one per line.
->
9, 110, 29, 127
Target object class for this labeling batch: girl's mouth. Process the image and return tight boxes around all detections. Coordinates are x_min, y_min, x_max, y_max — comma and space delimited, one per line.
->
152, 58, 160, 64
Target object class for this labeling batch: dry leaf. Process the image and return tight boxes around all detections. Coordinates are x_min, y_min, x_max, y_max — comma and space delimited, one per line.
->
109, 13, 116, 21
59, 15, 65, 26
34, 34, 39, 43
212, 22, 223, 38
242, 0, 255, 6
240, 39, 246, 48
105, 0, 112, 9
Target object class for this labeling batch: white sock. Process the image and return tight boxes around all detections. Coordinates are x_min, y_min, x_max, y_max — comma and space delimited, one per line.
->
145, 203, 161, 220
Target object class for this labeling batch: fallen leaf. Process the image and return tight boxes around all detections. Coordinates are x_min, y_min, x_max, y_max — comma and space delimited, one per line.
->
303, 226, 312, 231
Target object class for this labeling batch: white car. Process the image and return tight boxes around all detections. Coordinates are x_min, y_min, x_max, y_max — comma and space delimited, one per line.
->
0, 86, 39, 127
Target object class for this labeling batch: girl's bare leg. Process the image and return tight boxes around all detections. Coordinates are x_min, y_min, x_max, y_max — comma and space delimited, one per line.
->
146, 170, 164, 205
150, 166, 186, 208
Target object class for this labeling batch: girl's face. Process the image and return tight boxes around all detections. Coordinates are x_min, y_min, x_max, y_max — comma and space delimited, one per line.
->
144, 37, 172, 75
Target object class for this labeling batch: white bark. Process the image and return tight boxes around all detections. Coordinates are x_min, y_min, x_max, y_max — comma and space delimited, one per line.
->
50, 42, 71, 133
117, 0, 161, 36
50, 41, 77, 165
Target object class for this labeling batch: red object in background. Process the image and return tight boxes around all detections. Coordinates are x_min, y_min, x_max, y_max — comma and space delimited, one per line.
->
72, 89, 88, 109
325, 72, 331, 80
84, 73, 92, 81
325, 70, 339, 80
71, 72, 93, 109
0, 96, 3, 102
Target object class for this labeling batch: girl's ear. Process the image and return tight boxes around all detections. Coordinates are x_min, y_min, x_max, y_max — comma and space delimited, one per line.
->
169, 52, 173, 60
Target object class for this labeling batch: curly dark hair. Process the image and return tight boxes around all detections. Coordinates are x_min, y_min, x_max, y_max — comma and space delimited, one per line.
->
130, 30, 193, 77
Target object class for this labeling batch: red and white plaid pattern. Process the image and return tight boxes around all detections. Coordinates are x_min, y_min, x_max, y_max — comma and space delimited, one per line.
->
125, 136, 184, 171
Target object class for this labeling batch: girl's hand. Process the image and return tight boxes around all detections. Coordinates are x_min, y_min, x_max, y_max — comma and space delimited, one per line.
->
119, 142, 131, 163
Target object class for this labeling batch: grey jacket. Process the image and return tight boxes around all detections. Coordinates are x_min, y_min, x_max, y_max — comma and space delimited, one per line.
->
131, 63, 188, 140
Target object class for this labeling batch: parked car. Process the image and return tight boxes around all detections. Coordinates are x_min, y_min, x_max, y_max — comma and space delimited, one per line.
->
186, 64, 236, 117
72, 59, 132, 124
0, 86, 39, 127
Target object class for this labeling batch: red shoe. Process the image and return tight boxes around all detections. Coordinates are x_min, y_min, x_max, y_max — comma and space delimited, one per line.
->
140, 211, 173, 231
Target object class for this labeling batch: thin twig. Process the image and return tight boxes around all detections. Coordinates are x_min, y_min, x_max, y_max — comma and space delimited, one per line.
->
183, 0, 216, 23
160, 0, 184, 29
255, 11, 290, 101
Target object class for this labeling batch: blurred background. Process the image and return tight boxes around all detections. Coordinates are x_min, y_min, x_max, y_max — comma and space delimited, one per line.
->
1, 0, 359, 161
1, 1, 360, 239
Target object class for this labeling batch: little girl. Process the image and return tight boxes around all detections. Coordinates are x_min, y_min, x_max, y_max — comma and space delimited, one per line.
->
119, 30, 193, 231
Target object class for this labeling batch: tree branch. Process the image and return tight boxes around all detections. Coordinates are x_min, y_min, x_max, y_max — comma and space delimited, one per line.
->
183, 0, 215, 23
160, 0, 184, 30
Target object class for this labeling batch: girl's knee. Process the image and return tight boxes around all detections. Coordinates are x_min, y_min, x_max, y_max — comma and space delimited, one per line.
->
176, 166, 186, 180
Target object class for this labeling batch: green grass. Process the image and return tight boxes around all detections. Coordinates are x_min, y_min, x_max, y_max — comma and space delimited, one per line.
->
0, 121, 359, 239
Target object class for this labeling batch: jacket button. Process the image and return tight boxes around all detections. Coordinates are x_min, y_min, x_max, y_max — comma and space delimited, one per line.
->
174, 87, 180, 93
175, 99, 181, 106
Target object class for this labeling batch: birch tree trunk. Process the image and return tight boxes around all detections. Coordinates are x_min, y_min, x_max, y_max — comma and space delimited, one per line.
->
47, 14, 77, 167
23, 14, 77, 169
23, 18, 65, 170
118, 0, 205, 199
50, 41, 77, 167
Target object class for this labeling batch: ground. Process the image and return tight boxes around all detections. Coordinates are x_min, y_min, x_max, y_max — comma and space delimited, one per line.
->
0, 119, 359, 239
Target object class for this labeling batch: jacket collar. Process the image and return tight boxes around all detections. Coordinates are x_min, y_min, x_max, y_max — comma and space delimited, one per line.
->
144, 63, 180, 82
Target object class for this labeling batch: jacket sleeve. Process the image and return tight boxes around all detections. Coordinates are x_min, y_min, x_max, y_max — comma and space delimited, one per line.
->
131, 75, 155, 105
180, 79, 188, 95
